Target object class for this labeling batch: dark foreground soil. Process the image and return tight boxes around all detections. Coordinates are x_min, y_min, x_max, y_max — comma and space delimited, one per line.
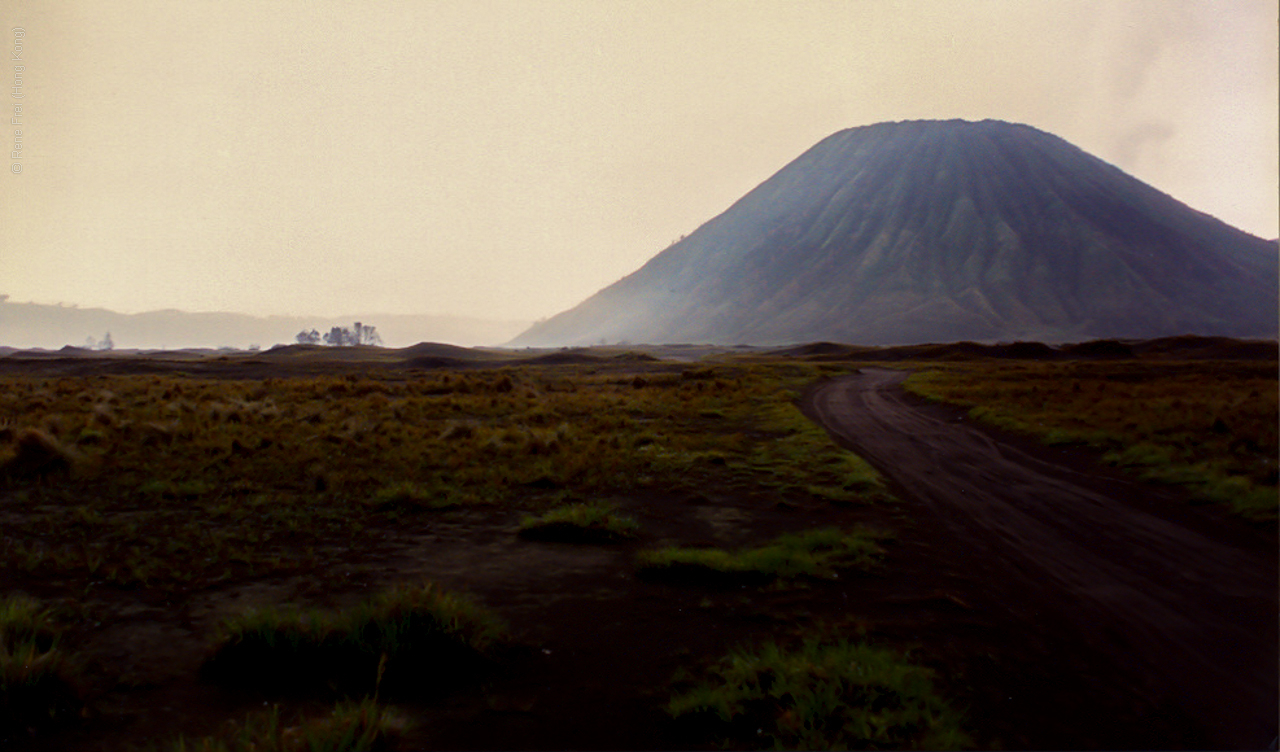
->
1, 345, 1276, 750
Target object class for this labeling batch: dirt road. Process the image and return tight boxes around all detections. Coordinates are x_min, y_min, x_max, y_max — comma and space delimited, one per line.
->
803, 369, 1278, 749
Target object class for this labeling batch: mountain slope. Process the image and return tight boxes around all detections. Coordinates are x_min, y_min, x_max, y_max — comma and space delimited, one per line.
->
511, 119, 1277, 346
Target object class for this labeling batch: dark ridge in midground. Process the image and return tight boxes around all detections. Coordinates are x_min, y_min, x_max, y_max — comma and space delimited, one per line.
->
3, 335, 1274, 377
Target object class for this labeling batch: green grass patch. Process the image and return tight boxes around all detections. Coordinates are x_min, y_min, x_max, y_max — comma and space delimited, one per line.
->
669, 638, 970, 750
741, 402, 892, 505
204, 582, 506, 697
636, 527, 887, 587
518, 500, 640, 543
1, 595, 83, 734
169, 698, 405, 752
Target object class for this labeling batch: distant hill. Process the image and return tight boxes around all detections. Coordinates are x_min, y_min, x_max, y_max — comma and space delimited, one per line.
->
0, 300, 529, 350
511, 119, 1278, 347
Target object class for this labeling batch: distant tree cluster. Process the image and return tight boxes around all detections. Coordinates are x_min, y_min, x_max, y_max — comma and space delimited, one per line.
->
296, 322, 382, 347
84, 332, 114, 351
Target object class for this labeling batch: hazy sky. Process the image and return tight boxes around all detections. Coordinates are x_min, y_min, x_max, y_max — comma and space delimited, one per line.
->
3, 0, 1277, 322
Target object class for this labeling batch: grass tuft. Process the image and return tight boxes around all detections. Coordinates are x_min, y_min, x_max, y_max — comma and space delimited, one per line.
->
204, 582, 506, 697
1, 595, 84, 734
518, 501, 640, 543
367, 481, 465, 512
669, 638, 970, 750
0, 428, 80, 479
636, 527, 887, 586
169, 698, 405, 752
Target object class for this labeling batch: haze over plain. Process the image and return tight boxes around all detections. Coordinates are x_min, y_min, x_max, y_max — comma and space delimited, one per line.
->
1, 1, 1277, 338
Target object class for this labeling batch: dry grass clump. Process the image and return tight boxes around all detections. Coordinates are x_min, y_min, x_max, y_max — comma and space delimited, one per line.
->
204, 582, 506, 697
169, 699, 406, 752
0, 428, 80, 479
0, 595, 84, 734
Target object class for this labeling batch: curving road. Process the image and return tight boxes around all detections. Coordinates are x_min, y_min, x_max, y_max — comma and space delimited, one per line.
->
803, 368, 1277, 749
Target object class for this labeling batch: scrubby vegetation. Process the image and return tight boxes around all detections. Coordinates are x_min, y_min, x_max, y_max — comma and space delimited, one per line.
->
905, 360, 1279, 519
669, 637, 970, 750
637, 527, 887, 586
0, 364, 874, 592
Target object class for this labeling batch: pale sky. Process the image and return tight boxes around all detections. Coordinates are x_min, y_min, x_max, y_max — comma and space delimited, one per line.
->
3, 0, 1277, 322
